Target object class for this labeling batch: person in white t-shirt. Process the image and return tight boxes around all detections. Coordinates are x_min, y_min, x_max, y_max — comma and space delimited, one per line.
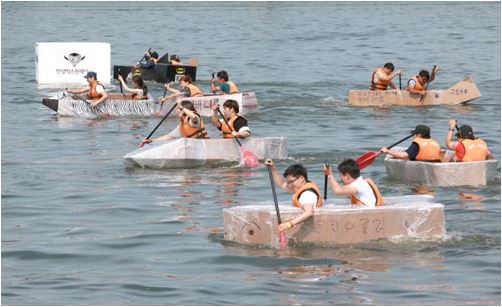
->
265, 160, 323, 232
66, 71, 108, 108
323, 159, 383, 208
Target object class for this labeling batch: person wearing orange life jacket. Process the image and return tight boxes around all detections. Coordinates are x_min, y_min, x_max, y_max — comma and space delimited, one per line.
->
323, 159, 384, 207
444, 119, 494, 162
381, 125, 442, 161
117, 75, 149, 100
211, 99, 251, 139
370, 62, 402, 91
66, 71, 108, 108
265, 160, 323, 232
142, 100, 209, 144
407, 66, 440, 95
170, 54, 182, 65
211, 70, 239, 94
160, 75, 204, 104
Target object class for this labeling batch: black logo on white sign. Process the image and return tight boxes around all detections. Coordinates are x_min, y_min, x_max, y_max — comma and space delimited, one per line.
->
64, 53, 86, 67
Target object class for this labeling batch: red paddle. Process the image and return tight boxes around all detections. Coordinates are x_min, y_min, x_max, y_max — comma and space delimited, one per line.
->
217, 108, 259, 168
355, 133, 414, 170
267, 165, 287, 249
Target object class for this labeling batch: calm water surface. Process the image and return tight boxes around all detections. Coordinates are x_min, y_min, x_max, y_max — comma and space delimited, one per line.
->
2, 1, 501, 305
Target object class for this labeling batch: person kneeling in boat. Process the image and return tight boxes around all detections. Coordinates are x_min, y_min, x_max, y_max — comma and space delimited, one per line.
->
211, 100, 251, 139
211, 70, 239, 94
142, 100, 209, 144
160, 75, 204, 104
265, 160, 323, 231
323, 159, 383, 207
407, 66, 440, 95
117, 75, 149, 100
380, 125, 442, 162
370, 63, 402, 91
443, 119, 494, 162
66, 71, 108, 108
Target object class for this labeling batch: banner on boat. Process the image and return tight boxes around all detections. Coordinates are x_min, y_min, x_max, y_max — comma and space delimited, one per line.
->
36, 42, 111, 85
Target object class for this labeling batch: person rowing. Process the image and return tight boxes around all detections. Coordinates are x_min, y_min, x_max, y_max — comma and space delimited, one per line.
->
66, 71, 108, 108
211, 100, 251, 139
160, 75, 203, 104
142, 100, 209, 144
117, 75, 148, 100
265, 160, 323, 232
407, 66, 440, 95
211, 70, 239, 94
380, 125, 442, 162
370, 62, 402, 91
323, 159, 384, 207
443, 119, 494, 162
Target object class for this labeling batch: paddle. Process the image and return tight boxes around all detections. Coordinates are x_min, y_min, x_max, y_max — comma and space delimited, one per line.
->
118, 68, 123, 94
355, 133, 414, 170
267, 165, 287, 249
399, 73, 402, 90
419, 65, 437, 104
140, 101, 178, 147
139, 47, 152, 64
216, 108, 259, 168
323, 162, 329, 200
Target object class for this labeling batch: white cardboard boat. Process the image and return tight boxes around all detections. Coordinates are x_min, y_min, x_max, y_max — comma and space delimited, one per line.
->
348, 77, 481, 107
173, 92, 259, 116
383, 152, 498, 187
124, 137, 287, 169
223, 195, 445, 248
42, 93, 157, 118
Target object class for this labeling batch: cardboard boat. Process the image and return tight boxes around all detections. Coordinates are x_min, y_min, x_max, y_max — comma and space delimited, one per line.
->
174, 92, 259, 116
113, 53, 197, 83
383, 153, 498, 187
223, 195, 445, 248
42, 93, 157, 118
124, 137, 288, 169
348, 77, 481, 107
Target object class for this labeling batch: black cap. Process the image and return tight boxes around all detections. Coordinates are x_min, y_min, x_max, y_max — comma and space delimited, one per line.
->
411, 124, 430, 137
83, 71, 97, 79
457, 124, 474, 139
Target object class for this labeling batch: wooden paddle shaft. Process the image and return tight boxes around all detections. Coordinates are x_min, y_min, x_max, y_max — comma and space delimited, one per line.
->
139, 47, 152, 64
388, 133, 414, 149
145, 101, 177, 140
267, 166, 282, 225
420, 65, 437, 103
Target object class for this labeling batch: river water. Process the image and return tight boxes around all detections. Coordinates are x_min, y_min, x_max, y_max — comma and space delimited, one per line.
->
2, 1, 500, 305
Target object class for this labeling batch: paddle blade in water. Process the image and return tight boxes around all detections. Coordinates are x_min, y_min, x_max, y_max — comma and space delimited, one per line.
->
279, 231, 287, 249
355, 151, 380, 170
241, 149, 259, 168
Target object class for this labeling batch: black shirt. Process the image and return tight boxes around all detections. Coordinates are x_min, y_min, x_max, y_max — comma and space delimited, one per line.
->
405, 142, 420, 161
219, 117, 248, 132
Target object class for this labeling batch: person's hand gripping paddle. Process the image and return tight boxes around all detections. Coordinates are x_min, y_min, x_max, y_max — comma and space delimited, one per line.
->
216, 107, 259, 168
355, 133, 414, 170
139, 102, 178, 147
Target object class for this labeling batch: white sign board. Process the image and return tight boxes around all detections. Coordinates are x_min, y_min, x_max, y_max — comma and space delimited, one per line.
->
36, 42, 111, 85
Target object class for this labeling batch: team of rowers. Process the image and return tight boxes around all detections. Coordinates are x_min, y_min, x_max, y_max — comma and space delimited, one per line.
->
65, 62, 494, 235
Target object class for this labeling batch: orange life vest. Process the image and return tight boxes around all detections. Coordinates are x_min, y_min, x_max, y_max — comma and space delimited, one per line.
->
370, 68, 390, 91
220, 114, 247, 138
413, 137, 441, 161
179, 113, 209, 139
456, 138, 488, 162
351, 178, 384, 206
292, 181, 324, 208
226, 81, 239, 94
186, 84, 203, 97
89, 81, 105, 99
408, 76, 425, 91
132, 88, 148, 100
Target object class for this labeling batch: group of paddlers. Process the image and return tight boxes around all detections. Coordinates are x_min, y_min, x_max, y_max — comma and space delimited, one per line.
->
370, 62, 439, 94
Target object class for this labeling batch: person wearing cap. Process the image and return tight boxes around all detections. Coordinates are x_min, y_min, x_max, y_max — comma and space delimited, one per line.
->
323, 159, 384, 207
211, 70, 239, 94
407, 66, 440, 95
380, 125, 441, 161
66, 71, 108, 107
265, 160, 323, 232
370, 63, 402, 91
444, 119, 494, 162
170, 54, 182, 65
211, 100, 250, 139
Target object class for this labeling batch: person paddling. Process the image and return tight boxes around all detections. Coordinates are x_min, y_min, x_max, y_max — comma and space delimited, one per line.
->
323, 159, 384, 207
117, 75, 148, 100
160, 75, 204, 104
380, 125, 441, 162
142, 100, 209, 144
407, 66, 440, 95
211, 70, 239, 94
211, 100, 251, 139
444, 119, 494, 162
370, 62, 402, 91
66, 71, 108, 108
265, 160, 323, 232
